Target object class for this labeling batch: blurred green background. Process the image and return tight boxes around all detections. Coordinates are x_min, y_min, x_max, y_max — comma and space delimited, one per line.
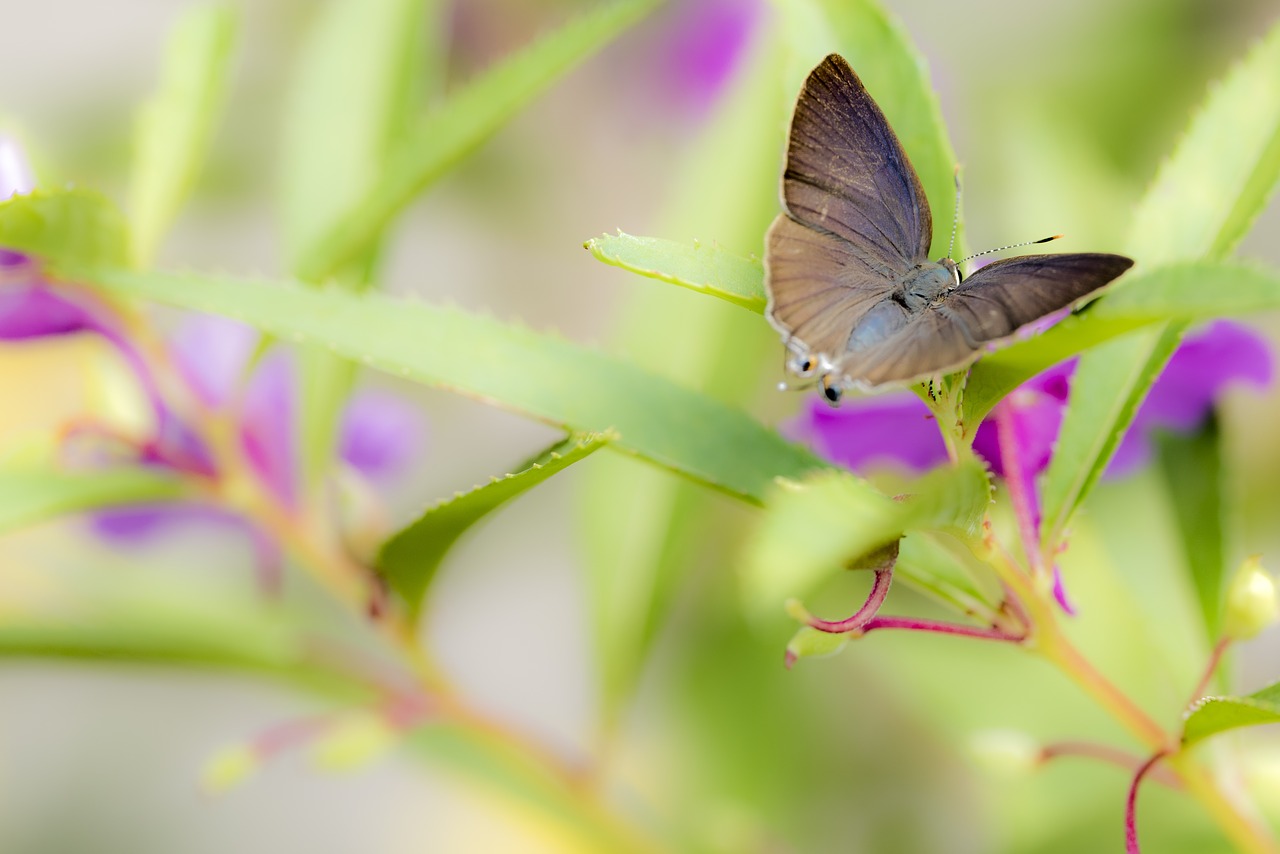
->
2, 0, 1280, 851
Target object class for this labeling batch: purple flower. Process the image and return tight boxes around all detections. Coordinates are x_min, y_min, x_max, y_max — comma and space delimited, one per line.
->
794, 321, 1273, 483
0, 139, 424, 575
645, 0, 764, 119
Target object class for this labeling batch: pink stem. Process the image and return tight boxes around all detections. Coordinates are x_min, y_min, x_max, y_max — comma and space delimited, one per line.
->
807, 569, 893, 633
859, 615, 1026, 643
1187, 637, 1233, 708
994, 403, 1043, 574
1125, 750, 1171, 853
1040, 742, 1180, 789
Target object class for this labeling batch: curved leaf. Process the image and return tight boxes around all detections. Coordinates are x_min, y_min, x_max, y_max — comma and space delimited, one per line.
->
0, 469, 185, 535
585, 231, 765, 312
299, 0, 661, 281
130, 4, 236, 267
378, 432, 611, 615
71, 264, 825, 501
1183, 680, 1280, 746
1039, 19, 1280, 551
742, 459, 989, 618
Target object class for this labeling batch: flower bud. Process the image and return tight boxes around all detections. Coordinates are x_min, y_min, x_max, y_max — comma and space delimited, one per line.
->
201, 743, 259, 794
784, 626, 849, 669
967, 729, 1040, 777
1224, 556, 1278, 641
334, 465, 391, 566
309, 711, 397, 772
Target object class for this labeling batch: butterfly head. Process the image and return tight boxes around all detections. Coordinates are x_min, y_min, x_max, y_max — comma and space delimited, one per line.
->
937, 257, 962, 288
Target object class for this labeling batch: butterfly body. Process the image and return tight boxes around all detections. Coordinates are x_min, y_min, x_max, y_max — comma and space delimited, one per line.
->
764, 54, 1134, 405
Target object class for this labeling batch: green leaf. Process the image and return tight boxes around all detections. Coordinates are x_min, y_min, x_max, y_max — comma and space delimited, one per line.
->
1156, 418, 1225, 641
378, 432, 611, 615
71, 265, 825, 501
0, 189, 128, 267
784, 626, 850, 664
584, 231, 766, 312
963, 261, 1280, 424
1183, 681, 1280, 746
0, 469, 186, 535
129, 4, 236, 267
298, 0, 662, 281
742, 459, 989, 619
781, 0, 964, 261
279, 0, 440, 490
279, 0, 436, 273
1040, 19, 1280, 549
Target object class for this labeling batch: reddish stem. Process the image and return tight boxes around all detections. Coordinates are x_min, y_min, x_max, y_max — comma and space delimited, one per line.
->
859, 615, 1026, 643
807, 569, 893, 633
1040, 741, 1180, 789
1187, 637, 1233, 709
1126, 750, 1171, 853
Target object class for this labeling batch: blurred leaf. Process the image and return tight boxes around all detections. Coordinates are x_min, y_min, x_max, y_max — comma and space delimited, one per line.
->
585, 231, 766, 312
780, 0, 964, 260
299, 0, 662, 281
378, 432, 611, 615
963, 261, 1280, 423
896, 531, 1002, 619
0, 189, 127, 266
0, 576, 368, 699
0, 469, 184, 535
1182, 681, 1280, 745
280, 0, 439, 490
405, 724, 660, 853
742, 459, 989, 619
279, 0, 435, 272
1156, 417, 1225, 640
577, 42, 787, 724
129, 4, 236, 267
74, 265, 825, 500
1040, 19, 1280, 551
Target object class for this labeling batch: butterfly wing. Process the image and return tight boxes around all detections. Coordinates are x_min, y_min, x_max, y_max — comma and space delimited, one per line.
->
835, 253, 1134, 386
766, 54, 934, 365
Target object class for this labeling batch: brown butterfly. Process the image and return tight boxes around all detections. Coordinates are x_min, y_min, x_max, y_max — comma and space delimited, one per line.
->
764, 54, 1133, 404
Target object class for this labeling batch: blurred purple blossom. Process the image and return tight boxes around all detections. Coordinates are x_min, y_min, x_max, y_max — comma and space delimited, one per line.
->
0, 138, 423, 571
790, 321, 1273, 483
653, 0, 763, 117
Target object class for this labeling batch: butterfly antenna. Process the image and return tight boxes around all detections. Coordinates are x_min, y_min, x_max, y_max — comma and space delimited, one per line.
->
958, 234, 1063, 267
947, 166, 961, 260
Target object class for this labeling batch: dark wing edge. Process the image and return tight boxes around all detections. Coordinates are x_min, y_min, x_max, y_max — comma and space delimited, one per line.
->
780, 54, 932, 272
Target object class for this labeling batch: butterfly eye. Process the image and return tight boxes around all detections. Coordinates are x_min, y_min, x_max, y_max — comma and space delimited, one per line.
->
822, 379, 843, 405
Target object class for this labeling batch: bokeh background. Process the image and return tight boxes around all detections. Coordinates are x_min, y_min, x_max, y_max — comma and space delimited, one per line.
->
2, 0, 1280, 851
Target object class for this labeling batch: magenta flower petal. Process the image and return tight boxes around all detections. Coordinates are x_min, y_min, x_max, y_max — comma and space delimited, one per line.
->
656, 0, 763, 117
1107, 321, 1273, 476
786, 392, 947, 474
169, 314, 258, 407
0, 281, 105, 340
240, 350, 298, 506
339, 388, 425, 481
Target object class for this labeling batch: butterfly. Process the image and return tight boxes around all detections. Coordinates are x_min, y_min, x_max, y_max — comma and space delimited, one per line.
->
764, 54, 1134, 405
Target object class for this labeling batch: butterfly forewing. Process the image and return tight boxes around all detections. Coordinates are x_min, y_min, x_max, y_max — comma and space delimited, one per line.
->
780, 54, 932, 268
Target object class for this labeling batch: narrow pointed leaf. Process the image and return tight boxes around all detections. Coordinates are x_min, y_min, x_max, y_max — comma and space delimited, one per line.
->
378, 433, 612, 613
69, 265, 825, 501
1039, 20, 1280, 549
299, 0, 662, 281
0, 469, 185, 535
1183, 681, 1280, 745
130, 4, 236, 267
585, 232, 766, 312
